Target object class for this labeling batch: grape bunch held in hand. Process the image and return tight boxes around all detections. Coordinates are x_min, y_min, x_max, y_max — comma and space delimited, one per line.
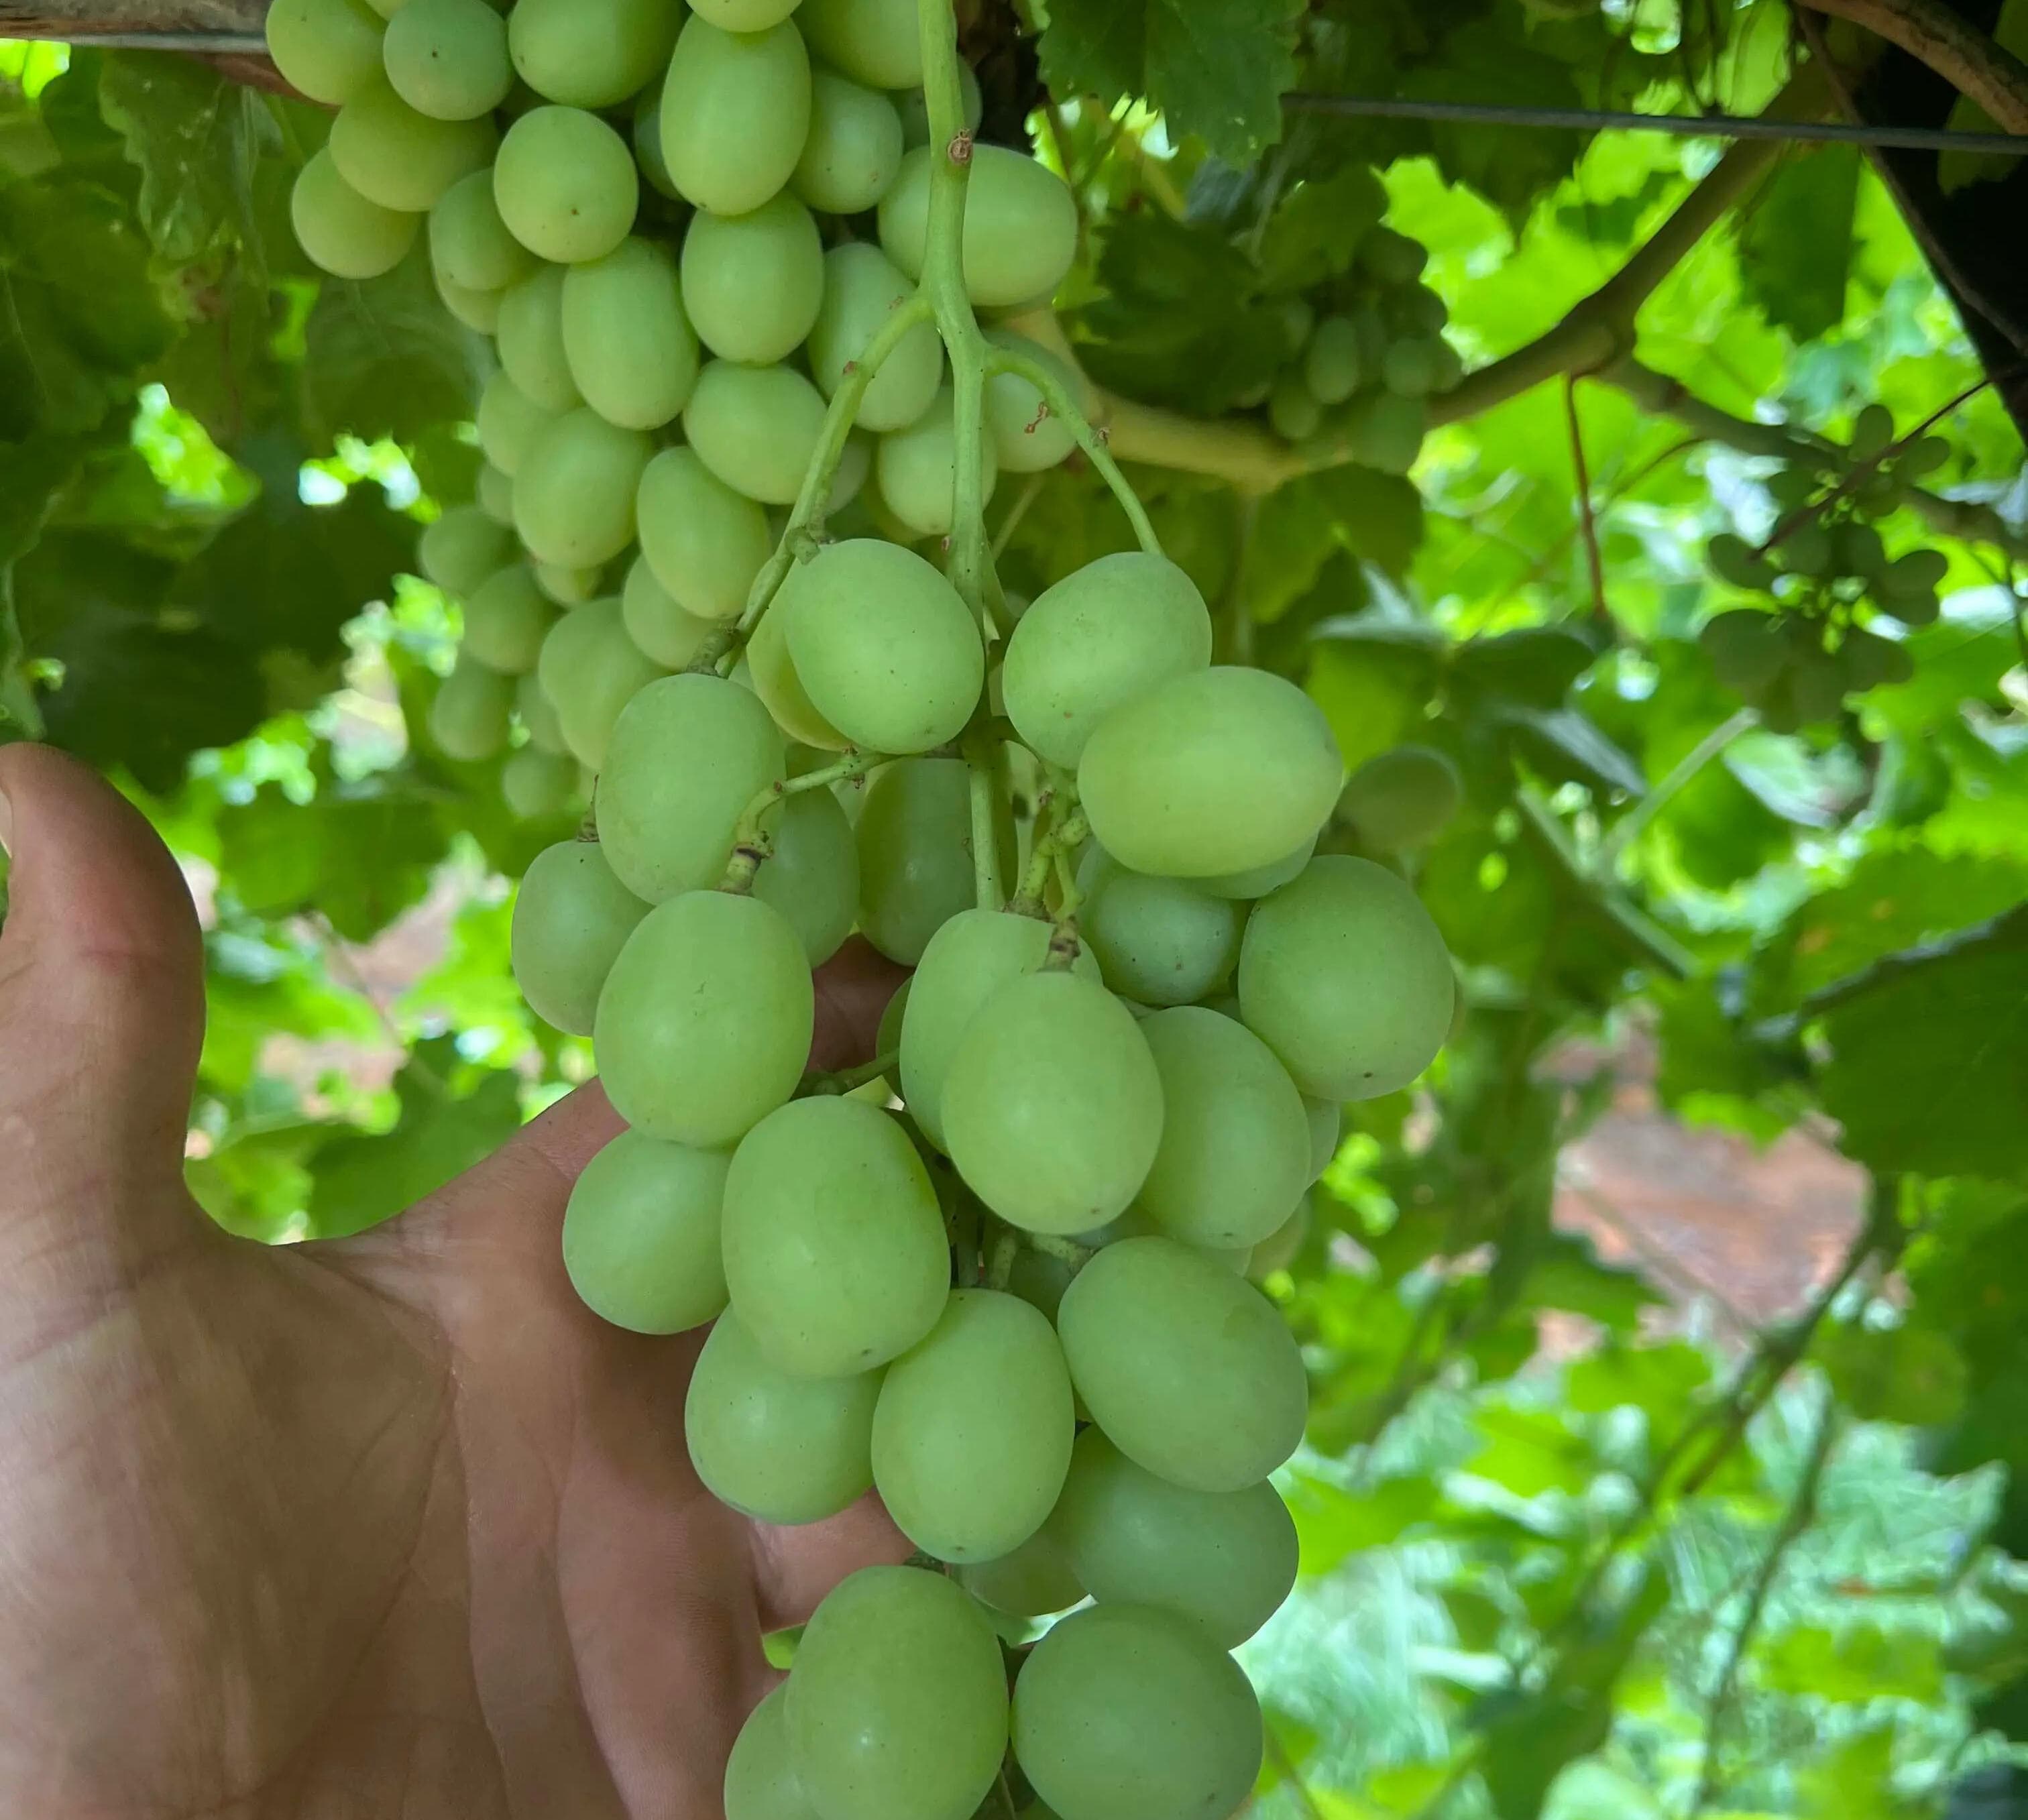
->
276, 0, 1458, 1813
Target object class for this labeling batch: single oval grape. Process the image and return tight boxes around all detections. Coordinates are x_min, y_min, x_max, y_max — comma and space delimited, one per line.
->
596, 891, 813, 1147
475, 461, 516, 525
780, 539, 983, 754
856, 758, 1011, 964
1012, 1603, 1263, 1820
563, 1129, 731, 1334
959, 1527, 1084, 1619
1051, 1428, 1296, 1648
1337, 743, 1462, 850
514, 408, 652, 571
687, 1312, 882, 1527
1268, 371, 1322, 444
984, 329, 1079, 473
680, 191, 826, 366
475, 369, 557, 477
435, 270, 500, 333
330, 72, 495, 213
636, 446, 772, 624
494, 105, 639, 266
683, 361, 828, 508
429, 168, 534, 294
291, 148, 420, 280
266, 0, 386, 107
419, 504, 513, 598
539, 598, 667, 769
794, 69, 904, 215
873, 1289, 1075, 1563
754, 787, 860, 966
661, 15, 812, 217
1078, 667, 1343, 879
748, 602, 850, 750
508, 0, 678, 109
1002, 553, 1213, 769
797, 0, 921, 88
1058, 1237, 1306, 1493
1076, 850, 1241, 1008
878, 144, 1076, 308
427, 657, 513, 760
1345, 388, 1425, 475
1303, 1096, 1341, 1182
1136, 1005, 1310, 1250
501, 747, 577, 820
807, 241, 944, 433
382, 0, 511, 121
876, 385, 998, 537
461, 563, 554, 673
942, 971, 1164, 1236
725, 1685, 824, 1820
1304, 312, 1366, 404
722, 1096, 948, 1378
1238, 855, 1453, 1100
510, 838, 649, 1035
785, 1567, 1007, 1820
496, 264, 581, 411
621, 557, 714, 671
562, 237, 699, 432
516, 671, 569, 756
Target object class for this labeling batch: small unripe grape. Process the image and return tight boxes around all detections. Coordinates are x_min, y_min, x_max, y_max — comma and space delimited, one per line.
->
807, 241, 944, 434
500, 747, 578, 821
563, 237, 699, 431
508, 0, 679, 110
683, 361, 828, 507
495, 264, 581, 411
513, 408, 652, 571
267, 0, 386, 107
794, 69, 905, 215
461, 563, 553, 674
636, 446, 772, 624
563, 1130, 731, 1334
984, 329, 1079, 473
1268, 370, 1321, 443
291, 148, 419, 280
382, 0, 511, 121
418, 505, 512, 598
660, 16, 812, 217
510, 838, 649, 1035
798, 0, 924, 89
1336, 744, 1462, 850
427, 657, 512, 760
1304, 312, 1365, 404
475, 369, 556, 478
330, 72, 494, 213
494, 106, 639, 266
621, 558, 714, 672
875, 386, 998, 537
680, 192, 826, 367
429, 168, 533, 294
878, 144, 1077, 308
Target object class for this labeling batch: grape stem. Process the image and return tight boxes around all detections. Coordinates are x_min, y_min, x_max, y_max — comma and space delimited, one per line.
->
986, 1226, 1021, 1292
802, 1049, 899, 1096
962, 730, 1003, 911
1010, 793, 1086, 917
720, 750, 887, 893
1024, 1232, 1097, 1270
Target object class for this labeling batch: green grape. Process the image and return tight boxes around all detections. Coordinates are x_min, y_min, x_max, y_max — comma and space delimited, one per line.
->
1381, 337, 1442, 398
1359, 223, 1426, 284
1782, 520, 1836, 579
266, 0, 386, 107
428, 657, 513, 760
382, 0, 510, 119
875, 975, 911, 1058
513, 408, 651, 571
539, 598, 667, 769
1344, 388, 1425, 475
785, 1567, 1007, 1820
1699, 609, 1786, 695
1850, 400, 1895, 461
694, 0, 802, 24
1001, 553, 1213, 769
632, 76, 683, 203
857, 757, 1013, 964
508, 0, 678, 109
330, 72, 494, 213
726, 1685, 823, 1820
1051, 1428, 1296, 1648
680, 192, 826, 366
496, 264, 581, 411
510, 838, 649, 1034
494, 105, 638, 266
875, 386, 999, 537
1076, 849, 1241, 1009
661, 16, 812, 217
722, 1096, 948, 1376
754, 787, 860, 966
873, 1289, 1075, 1562
436, 273, 500, 332
1249, 1196, 1310, 1280
1195, 832, 1317, 902
683, 360, 828, 508
1426, 339, 1464, 394
1275, 295, 1316, 358
361, 0, 404, 18
1835, 519, 1888, 581
429, 168, 532, 294
636, 447, 771, 624
1391, 282, 1449, 337
560, 238, 699, 433
290, 148, 419, 280
514, 671, 569, 756
1267, 370, 1320, 443
1077, 666, 1343, 880
779, 539, 983, 754
793, 68, 904, 215
475, 461, 516, 526
879, 145, 1078, 308
1302, 1097, 1341, 1182
959, 1527, 1084, 1619
1302, 313, 1365, 405
419, 504, 512, 598
797, 0, 923, 89
1838, 626, 1915, 691
596, 673, 785, 903
688, 1312, 881, 1526
1135, 1007, 1309, 1251
595, 890, 813, 1146
621, 556, 714, 670
1057, 1236, 1305, 1492
1239, 854, 1452, 1100
984, 329, 1079, 473
1706, 530, 1776, 591
896, 60, 980, 147
1337, 744, 1462, 850
749, 602, 850, 750
807, 241, 944, 433
461, 564, 553, 673
501, 746, 577, 819
537, 562, 602, 606
474, 369, 555, 478
942, 970, 1164, 1236
899, 909, 1096, 1151
562, 1129, 730, 1334
1013, 1604, 1263, 1820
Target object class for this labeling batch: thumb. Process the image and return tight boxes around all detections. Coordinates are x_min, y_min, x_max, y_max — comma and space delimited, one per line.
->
0, 744, 205, 1196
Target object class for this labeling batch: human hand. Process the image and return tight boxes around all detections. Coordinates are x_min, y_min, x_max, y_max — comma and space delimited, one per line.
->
0, 744, 910, 1819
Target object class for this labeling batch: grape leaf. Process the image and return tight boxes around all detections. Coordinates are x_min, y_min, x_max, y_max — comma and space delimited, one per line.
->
1740, 146, 1860, 345
302, 244, 487, 447
1039, 0, 1302, 165
217, 781, 451, 943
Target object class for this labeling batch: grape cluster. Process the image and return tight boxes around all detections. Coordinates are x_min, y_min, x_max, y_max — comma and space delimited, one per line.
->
276, 2, 1460, 1815
1698, 406, 1944, 731
1250, 224, 1461, 473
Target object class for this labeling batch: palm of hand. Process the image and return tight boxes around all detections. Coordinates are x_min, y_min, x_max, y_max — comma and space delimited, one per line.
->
0, 746, 903, 1820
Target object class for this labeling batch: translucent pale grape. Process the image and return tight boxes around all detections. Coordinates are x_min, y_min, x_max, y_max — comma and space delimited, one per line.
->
562, 1130, 730, 1334
510, 839, 649, 1035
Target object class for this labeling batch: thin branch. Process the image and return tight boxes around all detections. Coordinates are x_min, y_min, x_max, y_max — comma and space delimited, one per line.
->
1598, 707, 1758, 872
1565, 379, 1610, 624
1795, 0, 2028, 134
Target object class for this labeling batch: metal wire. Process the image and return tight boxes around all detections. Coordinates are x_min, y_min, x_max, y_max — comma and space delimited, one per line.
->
1284, 91, 2028, 156
9, 30, 268, 51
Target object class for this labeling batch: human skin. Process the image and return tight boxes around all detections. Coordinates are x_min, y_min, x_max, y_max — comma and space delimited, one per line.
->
0, 743, 909, 1819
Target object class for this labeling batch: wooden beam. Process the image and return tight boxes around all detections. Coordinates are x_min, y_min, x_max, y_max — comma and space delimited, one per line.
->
0, 1, 267, 31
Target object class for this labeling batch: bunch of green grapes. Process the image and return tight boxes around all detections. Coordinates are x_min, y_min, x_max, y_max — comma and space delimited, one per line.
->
1698, 405, 1946, 732
278, 3, 1460, 1815
1247, 223, 1462, 475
